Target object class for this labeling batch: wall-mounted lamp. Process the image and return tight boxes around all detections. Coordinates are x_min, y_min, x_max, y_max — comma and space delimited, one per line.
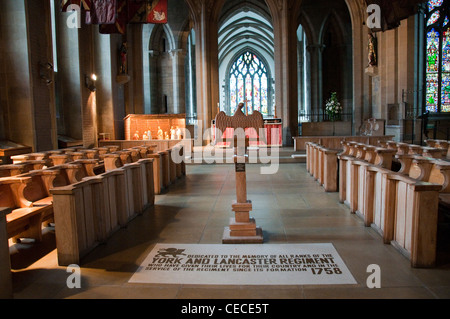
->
85, 73, 97, 92
39, 62, 54, 85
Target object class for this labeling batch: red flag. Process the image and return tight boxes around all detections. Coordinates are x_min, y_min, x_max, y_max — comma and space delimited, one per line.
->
86, 0, 117, 25
147, 0, 167, 24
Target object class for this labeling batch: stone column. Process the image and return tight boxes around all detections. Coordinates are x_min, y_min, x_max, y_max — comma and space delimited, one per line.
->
0, 0, 58, 151
307, 44, 325, 120
148, 50, 161, 114
190, 0, 221, 145
169, 49, 187, 114
269, 0, 302, 146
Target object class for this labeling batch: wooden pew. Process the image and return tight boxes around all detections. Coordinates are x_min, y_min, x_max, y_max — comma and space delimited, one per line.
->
168, 148, 177, 184
51, 178, 105, 266
72, 159, 101, 177
121, 162, 145, 222
338, 142, 396, 212
0, 207, 12, 298
322, 148, 340, 192
126, 148, 142, 162
0, 177, 53, 243
137, 158, 155, 209
386, 174, 441, 268
147, 152, 163, 195
356, 162, 442, 267
103, 154, 122, 172
0, 164, 27, 177
116, 150, 133, 165
173, 145, 184, 178
422, 147, 443, 159
49, 154, 70, 166
50, 168, 128, 266
160, 150, 170, 189
0, 161, 47, 177
11, 152, 49, 165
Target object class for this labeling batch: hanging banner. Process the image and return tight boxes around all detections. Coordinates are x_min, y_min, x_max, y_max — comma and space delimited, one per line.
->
127, 0, 149, 24
86, 0, 117, 25
147, 0, 167, 24
99, 0, 127, 34
61, 0, 91, 12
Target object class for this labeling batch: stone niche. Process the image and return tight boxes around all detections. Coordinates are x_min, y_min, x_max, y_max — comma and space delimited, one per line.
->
124, 114, 186, 140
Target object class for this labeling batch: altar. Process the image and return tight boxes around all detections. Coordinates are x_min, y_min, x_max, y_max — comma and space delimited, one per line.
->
211, 118, 282, 147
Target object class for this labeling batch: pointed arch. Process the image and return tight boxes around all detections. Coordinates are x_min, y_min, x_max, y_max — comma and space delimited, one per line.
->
226, 49, 272, 116
298, 10, 316, 46
319, 10, 346, 46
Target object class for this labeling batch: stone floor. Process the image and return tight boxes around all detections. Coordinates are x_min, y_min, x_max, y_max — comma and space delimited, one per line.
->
8, 163, 450, 300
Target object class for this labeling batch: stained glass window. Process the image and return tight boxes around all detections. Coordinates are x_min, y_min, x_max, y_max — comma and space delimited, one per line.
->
425, 0, 450, 112
228, 51, 269, 116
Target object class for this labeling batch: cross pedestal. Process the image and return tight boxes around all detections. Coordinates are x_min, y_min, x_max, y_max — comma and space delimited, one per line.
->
222, 137, 263, 244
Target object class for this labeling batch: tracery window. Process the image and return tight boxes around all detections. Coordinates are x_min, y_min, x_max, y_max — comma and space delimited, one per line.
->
229, 51, 269, 116
426, 0, 450, 112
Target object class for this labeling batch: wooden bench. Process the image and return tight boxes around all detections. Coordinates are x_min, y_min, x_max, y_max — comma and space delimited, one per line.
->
147, 152, 163, 195
159, 150, 170, 189
103, 154, 122, 172
338, 142, 397, 212
0, 207, 13, 298
168, 148, 177, 184
50, 177, 117, 266
0, 161, 47, 177
0, 177, 53, 243
50, 159, 155, 266
350, 161, 442, 268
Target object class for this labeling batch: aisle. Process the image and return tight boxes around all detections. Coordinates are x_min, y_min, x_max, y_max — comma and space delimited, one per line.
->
9, 164, 450, 299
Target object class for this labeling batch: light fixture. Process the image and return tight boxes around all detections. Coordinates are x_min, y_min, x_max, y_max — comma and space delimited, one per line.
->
85, 73, 97, 92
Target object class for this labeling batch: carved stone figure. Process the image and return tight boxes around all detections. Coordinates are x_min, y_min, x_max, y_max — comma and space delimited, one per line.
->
368, 33, 377, 67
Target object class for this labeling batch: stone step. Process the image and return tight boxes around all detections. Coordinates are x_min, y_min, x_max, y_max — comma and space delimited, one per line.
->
183, 146, 305, 164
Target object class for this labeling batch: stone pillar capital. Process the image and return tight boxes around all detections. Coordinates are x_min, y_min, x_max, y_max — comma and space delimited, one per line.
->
169, 49, 186, 59
148, 50, 160, 58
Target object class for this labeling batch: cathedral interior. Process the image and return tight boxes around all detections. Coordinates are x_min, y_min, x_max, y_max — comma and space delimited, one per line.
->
0, 0, 450, 303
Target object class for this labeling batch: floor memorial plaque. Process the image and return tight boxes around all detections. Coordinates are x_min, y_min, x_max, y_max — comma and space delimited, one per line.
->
129, 243, 357, 285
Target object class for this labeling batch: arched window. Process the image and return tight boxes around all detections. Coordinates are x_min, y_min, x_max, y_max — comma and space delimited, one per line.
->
425, 0, 450, 112
228, 51, 269, 116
